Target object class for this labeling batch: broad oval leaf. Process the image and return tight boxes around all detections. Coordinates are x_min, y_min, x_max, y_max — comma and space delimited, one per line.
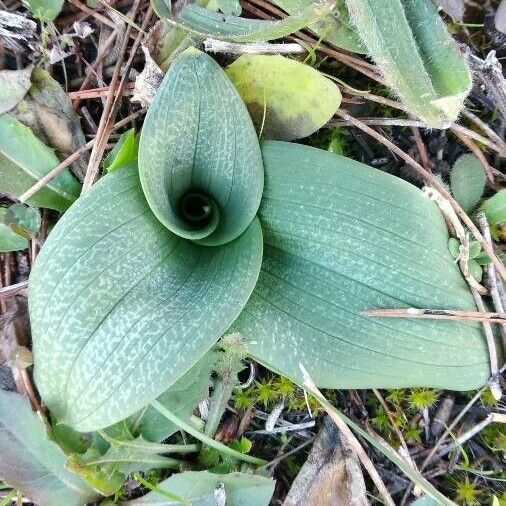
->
30, 164, 263, 431
139, 48, 263, 246
226, 54, 341, 141
346, 0, 472, 127
234, 141, 489, 390
450, 153, 486, 212
0, 389, 98, 506
482, 189, 506, 227
124, 471, 275, 505
23, 0, 64, 21
0, 114, 81, 211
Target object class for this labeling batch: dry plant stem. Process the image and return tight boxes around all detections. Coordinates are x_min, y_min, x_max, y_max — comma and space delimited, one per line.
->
73, 28, 119, 110
334, 110, 506, 284
300, 372, 395, 506
18, 109, 145, 203
366, 308, 506, 324
67, 0, 135, 38
372, 389, 411, 457
0, 280, 28, 299
411, 127, 431, 173
432, 413, 506, 462
461, 109, 506, 153
83, 0, 149, 192
68, 83, 135, 100
478, 211, 506, 349
203, 39, 305, 54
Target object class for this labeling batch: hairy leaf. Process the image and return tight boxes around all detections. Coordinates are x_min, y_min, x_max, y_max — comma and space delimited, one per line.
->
0, 208, 28, 252
30, 164, 263, 431
226, 54, 341, 140
450, 153, 486, 212
124, 471, 275, 505
481, 189, 506, 227
0, 389, 97, 506
0, 114, 81, 211
234, 141, 489, 390
346, 0, 472, 127
139, 48, 263, 246
168, 2, 333, 42
271, 0, 364, 52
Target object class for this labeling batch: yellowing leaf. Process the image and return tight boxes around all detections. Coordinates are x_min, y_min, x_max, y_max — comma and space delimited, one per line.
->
226, 55, 341, 140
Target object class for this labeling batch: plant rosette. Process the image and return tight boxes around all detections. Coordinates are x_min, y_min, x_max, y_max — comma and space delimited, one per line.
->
29, 48, 491, 433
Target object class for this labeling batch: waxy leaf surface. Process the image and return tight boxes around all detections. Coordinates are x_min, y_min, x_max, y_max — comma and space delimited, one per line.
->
139, 48, 263, 246
234, 141, 490, 390
30, 164, 263, 431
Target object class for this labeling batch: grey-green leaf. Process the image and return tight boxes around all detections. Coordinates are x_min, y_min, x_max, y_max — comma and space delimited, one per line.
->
171, 2, 333, 42
0, 114, 81, 211
0, 66, 33, 114
0, 208, 29, 252
30, 164, 263, 432
136, 351, 216, 442
124, 471, 275, 505
0, 389, 98, 506
450, 153, 486, 212
139, 48, 263, 246
234, 141, 489, 391
345, 0, 472, 127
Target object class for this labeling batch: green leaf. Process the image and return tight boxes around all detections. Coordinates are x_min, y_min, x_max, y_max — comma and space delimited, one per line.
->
270, 0, 365, 53
170, 2, 333, 42
345, 0, 472, 127
450, 154, 486, 212
448, 237, 460, 259
0, 66, 33, 115
468, 259, 482, 282
3, 203, 41, 239
226, 54, 341, 141
124, 471, 275, 505
22, 0, 64, 21
30, 163, 263, 431
104, 129, 139, 173
481, 189, 506, 227
0, 208, 28, 252
134, 350, 216, 442
234, 141, 489, 391
468, 240, 481, 259
216, 0, 242, 16
0, 114, 81, 211
139, 48, 263, 246
0, 389, 98, 506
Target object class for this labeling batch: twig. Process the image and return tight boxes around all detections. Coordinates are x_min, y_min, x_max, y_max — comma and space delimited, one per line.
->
461, 109, 506, 153
83, 0, 144, 192
411, 127, 432, 173
333, 110, 506, 284
366, 308, 506, 324
18, 109, 145, 204
299, 366, 395, 506
204, 38, 305, 54
0, 281, 28, 299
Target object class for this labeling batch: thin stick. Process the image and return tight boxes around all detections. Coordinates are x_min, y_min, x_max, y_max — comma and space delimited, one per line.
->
334, 109, 506, 283
461, 109, 506, 153
366, 308, 506, 324
0, 281, 28, 299
203, 38, 305, 54
18, 109, 145, 204
411, 127, 432, 173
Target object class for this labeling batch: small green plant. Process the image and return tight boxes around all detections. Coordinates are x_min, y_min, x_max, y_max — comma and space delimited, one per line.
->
408, 388, 440, 411
453, 476, 483, 506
